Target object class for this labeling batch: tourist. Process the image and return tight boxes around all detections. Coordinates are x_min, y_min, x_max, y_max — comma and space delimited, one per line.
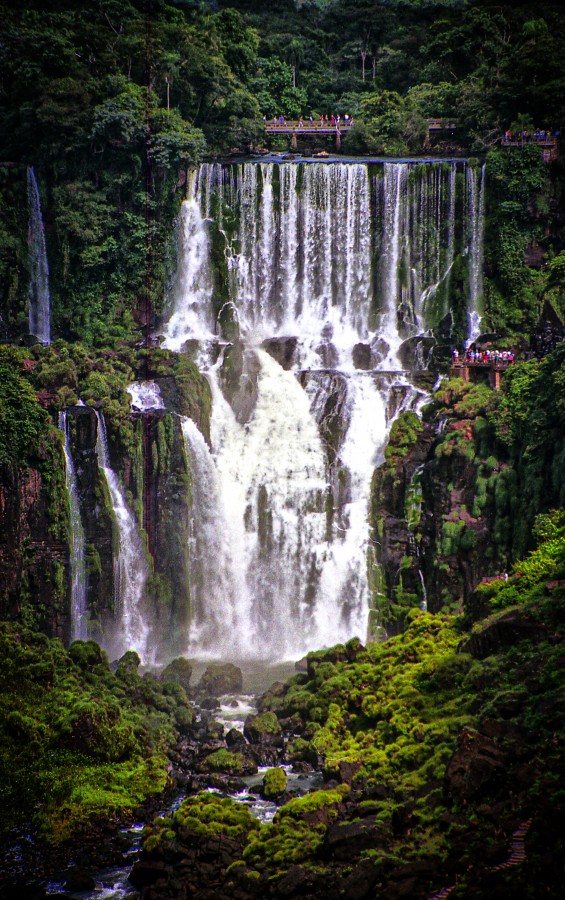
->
298, 116, 304, 128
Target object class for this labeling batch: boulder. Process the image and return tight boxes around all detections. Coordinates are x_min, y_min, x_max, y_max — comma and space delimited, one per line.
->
159, 657, 192, 693
244, 711, 283, 746
262, 336, 298, 370
64, 870, 96, 892
352, 342, 373, 370
261, 766, 287, 799
339, 858, 380, 900
197, 663, 243, 696
397, 335, 436, 371
225, 727, 246, 749
317, 340, 339, 368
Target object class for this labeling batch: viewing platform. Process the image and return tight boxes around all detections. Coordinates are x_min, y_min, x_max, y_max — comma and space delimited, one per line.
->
265, 121, 354, 149
501, 133, 559, 162
451, 358, 514, 391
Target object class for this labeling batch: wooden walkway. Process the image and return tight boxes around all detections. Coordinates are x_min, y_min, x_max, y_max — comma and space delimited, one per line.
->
265, 122, 354, 149
451, 359, 514, 391
501, 136, 558, 161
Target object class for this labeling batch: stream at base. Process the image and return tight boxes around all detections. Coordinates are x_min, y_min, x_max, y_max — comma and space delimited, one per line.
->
45, 663, 317, 898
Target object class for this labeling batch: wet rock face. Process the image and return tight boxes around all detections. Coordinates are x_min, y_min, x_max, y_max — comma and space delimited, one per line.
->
398, 335, 436, 371
460, 609, 548, 659
262, 336, 298, 370
220, 346, 260, 424
217, 301, 240, 344
66, 406, 115, 633
135, 411, 191, 657
299, 371, 350, 468
445, 728, 508, 802
532, 299, 565, 357
0, 464, 70, 640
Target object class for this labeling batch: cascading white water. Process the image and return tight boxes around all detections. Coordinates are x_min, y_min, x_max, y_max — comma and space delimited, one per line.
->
381, 163, 408, 365
94, 411, 151, 662
27, 167, 51, 344
466, 163, 486, 342
162, 159, 486, 660
126, 381, 164, 411
163, 169, 216, 351
181, 414, 249, 655
59, 411, 87, 641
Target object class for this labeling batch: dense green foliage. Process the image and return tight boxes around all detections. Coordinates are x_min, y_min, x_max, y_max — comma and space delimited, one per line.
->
1, 0, 564, 346
0, 0, 262, 344
140, 517, 565, 894
1, 2, 565, 893
0, 346, 46, 466
0, 627, 193, 841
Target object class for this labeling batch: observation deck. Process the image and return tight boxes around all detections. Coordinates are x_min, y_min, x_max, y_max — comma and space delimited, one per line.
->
450, 358, 514, 391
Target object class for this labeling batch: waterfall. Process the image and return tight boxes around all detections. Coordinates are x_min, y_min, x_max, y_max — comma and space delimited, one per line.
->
381, 163, 408, 364
162, 159, 483, 660
466, 163, 486, 342
94, 411, 151, 662
59, 411, 87, 641
163, 168, 216, 351
27, 167, 51, 344
182, 414, 249, 655
126, 381, 164, 411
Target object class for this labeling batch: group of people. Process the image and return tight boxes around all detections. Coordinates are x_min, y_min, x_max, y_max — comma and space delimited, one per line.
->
502, 128, 559, 144
266, 114, 354, 128
452, 348, 515, 365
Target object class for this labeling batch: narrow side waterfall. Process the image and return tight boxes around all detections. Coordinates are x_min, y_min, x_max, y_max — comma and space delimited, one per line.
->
163, 170, 215, 351
59, 411, 87, 641
466, 163, 486, 342
381, 163, 408, 364
26, 167, 51, 344
94, 411, 151, 662
161, 159, 484, 660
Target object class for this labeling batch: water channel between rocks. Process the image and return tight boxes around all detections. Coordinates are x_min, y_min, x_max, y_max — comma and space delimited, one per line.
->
45, 663, 318, 899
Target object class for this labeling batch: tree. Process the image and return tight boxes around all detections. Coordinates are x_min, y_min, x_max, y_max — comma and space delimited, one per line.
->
251, 57, 307, 118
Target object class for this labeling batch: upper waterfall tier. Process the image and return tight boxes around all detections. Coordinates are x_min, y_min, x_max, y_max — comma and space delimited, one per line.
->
27, 167, 51, 345
163, 159, 485, 364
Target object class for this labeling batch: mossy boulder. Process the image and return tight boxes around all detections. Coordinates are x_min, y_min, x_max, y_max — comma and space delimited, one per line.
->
261, 766, 287, 799
197, 663, 243, 697
160, 657, 193, 693
198, 748, 257, 777
244, 711, 283, 746
115, 650, 141, 678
